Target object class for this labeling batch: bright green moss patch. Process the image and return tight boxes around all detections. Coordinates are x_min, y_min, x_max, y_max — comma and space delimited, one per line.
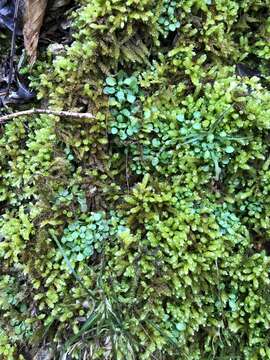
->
1, 0, 270, 359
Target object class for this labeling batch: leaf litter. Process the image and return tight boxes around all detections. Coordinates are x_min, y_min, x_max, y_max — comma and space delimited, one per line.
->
0, 0, 71, 108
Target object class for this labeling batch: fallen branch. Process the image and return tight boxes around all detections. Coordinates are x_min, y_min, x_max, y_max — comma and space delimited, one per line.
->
0, 108, 95, 124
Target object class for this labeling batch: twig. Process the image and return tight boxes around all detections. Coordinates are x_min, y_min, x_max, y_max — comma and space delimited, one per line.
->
0, 108, 95, 124
7, 0, 20, 95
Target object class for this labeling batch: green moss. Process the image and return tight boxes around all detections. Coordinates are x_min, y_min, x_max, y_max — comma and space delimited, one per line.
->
1, 0, 270, 359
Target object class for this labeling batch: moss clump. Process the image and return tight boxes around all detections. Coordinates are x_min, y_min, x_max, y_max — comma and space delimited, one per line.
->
1, 0, 270, 359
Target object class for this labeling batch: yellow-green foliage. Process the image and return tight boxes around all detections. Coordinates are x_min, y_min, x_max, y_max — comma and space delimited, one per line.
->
1, 0, 270, 359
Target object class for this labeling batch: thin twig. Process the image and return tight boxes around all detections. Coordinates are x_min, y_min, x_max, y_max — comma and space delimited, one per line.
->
0, 108, 95, 124
7, 0, 20, 95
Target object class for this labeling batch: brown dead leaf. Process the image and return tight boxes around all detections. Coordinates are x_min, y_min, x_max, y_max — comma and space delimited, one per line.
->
23, 0, 48, 65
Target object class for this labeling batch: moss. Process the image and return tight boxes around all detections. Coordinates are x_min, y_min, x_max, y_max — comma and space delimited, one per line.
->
1, 0, 270, 359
